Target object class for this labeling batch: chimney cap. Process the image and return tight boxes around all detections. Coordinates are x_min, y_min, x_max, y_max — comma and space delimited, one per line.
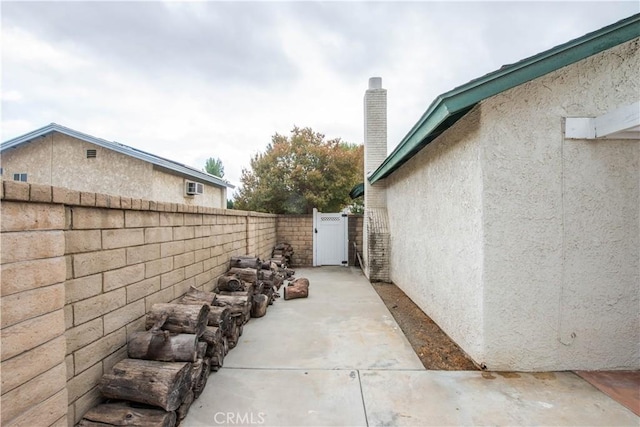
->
368, 77, 382, 89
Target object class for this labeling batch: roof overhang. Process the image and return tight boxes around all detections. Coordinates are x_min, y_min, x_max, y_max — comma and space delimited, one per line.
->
349, 182, 364, 199
1, 123, 234, 189
369, 13, 640, 184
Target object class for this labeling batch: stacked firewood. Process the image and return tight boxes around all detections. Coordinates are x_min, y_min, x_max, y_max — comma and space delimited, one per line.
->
79, 249, 304, 426
271, 243, 295, 270
82, 300, 214, 426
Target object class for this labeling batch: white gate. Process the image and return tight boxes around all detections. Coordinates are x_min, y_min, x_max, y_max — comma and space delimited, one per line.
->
313, 208, 348, 267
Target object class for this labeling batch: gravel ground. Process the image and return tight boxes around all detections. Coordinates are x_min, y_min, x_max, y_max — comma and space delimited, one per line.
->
372, 282, 478, 371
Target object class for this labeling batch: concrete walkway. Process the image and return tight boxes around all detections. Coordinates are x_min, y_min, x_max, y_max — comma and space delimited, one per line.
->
184, 267, 638, 427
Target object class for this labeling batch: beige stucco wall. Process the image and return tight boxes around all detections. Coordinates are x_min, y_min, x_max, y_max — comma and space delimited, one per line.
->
386, 38, 639, 370
480, 38, 639, 370
1, 133, 226, 208
150, 168, 225, 208
386, 106, 485, 361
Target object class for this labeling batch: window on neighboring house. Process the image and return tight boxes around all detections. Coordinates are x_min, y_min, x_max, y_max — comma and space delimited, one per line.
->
0, 167, 3, 175
87, 149, 97, 158
13, 173, 27, 182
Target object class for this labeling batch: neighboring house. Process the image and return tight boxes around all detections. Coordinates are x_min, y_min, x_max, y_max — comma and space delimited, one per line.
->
363, 15, 639, 371
0, 124, 233, 208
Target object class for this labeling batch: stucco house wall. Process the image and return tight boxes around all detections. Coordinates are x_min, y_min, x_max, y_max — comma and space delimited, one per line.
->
385, 38, 639, 370
386, 106, 485, 360
1, 132, 227, 208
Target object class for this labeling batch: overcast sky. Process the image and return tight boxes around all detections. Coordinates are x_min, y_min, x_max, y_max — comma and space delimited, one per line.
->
2, 1, 638, 191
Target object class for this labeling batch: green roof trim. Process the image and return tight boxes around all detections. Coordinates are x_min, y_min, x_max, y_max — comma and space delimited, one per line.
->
349, 182, 364, 199
369, 13, 640, 184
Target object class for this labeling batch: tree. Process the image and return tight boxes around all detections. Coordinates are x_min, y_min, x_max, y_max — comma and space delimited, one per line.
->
234, 127, 363, 214
204, 157, 224, 178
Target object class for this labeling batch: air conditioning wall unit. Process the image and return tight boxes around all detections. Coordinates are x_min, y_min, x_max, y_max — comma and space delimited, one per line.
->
186, 181, 204, 195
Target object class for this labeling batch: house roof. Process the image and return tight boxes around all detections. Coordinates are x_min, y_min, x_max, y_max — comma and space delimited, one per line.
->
369, 13, 640, 184
349, 182, 364, 199
1, 123, 234, 189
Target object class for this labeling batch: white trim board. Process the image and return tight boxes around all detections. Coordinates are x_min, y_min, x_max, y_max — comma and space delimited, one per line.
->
565, 101, 640, 140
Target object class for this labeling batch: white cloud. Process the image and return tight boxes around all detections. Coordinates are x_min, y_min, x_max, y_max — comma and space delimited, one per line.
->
2, 1, 638, 192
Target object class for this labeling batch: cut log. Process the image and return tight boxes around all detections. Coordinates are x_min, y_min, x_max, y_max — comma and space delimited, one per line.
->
251, 294, 268, 318
284, 285, 308, 300
213, 295, 251, 323
177, 390, 194, 421
99, 359, 192, 411
180, 286, 216, 305
79, 403, 176, 427
128, 331, 198, 362
284, 278, 309, 300
217, 275, 243, 292
191, 358, 210, 398
265, 258, 283, 268
196, 342, 207, 359
227, 320, 240, 349
289, 277, 310, 288
229, 256, 262, 270
146, 303, 209, 337
200, 326, 222, 348
207, 306, 231, 330
218, 290, 253, 299
226, 267, 258, 284
200, 326, 224, 360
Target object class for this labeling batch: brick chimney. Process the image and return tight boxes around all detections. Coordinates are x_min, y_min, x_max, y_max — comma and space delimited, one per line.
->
363, 77, 390, 282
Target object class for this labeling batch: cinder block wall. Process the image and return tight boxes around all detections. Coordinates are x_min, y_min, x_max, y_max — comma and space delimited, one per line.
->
348, 215, 363, 266
275, 215, 313, 267
0, 180, 292, 426
1, 182, 69, 427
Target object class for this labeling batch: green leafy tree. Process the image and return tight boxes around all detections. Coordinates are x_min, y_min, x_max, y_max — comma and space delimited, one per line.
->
234, 127, 363, 214
204, 157, 225, 178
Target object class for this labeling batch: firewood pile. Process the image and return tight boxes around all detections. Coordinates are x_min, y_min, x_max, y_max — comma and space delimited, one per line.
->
79, 247, 306, 427
271, 242, 294, 267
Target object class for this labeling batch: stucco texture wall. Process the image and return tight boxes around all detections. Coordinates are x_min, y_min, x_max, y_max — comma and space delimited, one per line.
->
1, 133, 226, 208
385, 38, 639, 371
150, 168, 225, 208
386, 106, 485, 361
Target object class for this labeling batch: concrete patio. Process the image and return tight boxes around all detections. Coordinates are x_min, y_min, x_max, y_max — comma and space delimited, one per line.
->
183, 267, 638, 427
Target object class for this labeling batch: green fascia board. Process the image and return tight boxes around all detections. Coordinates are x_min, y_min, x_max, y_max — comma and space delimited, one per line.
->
369, 13, 640, 184
349, 182, 364, 199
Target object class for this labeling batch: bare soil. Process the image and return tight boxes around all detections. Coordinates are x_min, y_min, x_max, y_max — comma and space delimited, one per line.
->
372, 282, 478, 371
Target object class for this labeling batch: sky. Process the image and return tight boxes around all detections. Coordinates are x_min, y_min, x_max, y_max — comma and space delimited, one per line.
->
2, 1, 638, 192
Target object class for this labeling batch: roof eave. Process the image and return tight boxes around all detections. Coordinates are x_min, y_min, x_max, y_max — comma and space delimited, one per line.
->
368, 13, 640, 184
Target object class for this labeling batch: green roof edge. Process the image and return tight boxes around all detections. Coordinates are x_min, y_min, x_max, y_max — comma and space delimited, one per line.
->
349, 182, 364, 199
369, 13, 640, 184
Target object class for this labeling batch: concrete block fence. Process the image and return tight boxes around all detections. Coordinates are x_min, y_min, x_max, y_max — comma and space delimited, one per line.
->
0, 180, 356, 426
